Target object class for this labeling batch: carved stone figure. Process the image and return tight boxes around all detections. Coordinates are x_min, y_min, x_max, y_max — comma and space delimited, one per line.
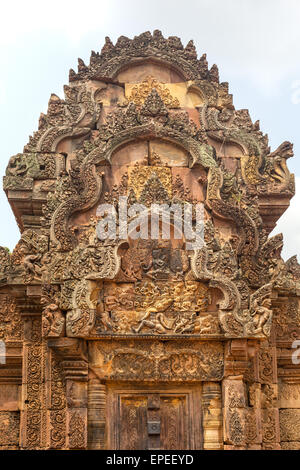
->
42, 303, 65, 338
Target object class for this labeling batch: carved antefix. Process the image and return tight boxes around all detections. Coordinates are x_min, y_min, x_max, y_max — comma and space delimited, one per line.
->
0, 31, 299, 450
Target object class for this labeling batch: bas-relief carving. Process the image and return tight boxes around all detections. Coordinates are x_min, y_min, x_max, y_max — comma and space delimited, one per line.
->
1, 30, 299, 450
0, 295, 23, 341
41, 284, 65, 338
93, 279, 220, 337
89, 340, 224, 381
126, 76, 180, 109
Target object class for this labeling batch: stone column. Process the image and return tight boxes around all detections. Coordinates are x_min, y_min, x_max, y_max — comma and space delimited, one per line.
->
202, 381, 223, 450
88, 378, 107, 449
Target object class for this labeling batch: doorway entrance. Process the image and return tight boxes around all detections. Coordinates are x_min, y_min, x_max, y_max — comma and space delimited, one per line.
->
107, 384, 203, 450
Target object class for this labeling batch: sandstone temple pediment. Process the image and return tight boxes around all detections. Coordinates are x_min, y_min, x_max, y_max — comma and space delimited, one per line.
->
0, 31, 300, 450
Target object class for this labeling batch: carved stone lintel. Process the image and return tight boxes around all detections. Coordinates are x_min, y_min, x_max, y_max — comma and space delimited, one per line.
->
89, 340, 224, 382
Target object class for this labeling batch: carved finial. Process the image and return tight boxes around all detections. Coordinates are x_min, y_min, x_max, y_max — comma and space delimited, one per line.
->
184, 40, 197, 59
78, 58, 88, 73
198, 53, 208, 74
69, 68, 77, 81
38, 113, 47, 130
200, 53, 208, 65
253, 120, 260, 131
134, 31, 152, 46
48, 93, 61, 104
167, 36, 183, 50
115, 35, 131, 49
153, 29, 164, 41
208, 64, 219, 83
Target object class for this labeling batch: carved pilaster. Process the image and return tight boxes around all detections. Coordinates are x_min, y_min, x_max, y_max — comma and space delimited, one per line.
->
202, 382, 223, 450
88, 378, 106, 449
223, 339, 263, 450
258, 344, 280, 450
222, 376, 246, 449
46, 349, 67, 449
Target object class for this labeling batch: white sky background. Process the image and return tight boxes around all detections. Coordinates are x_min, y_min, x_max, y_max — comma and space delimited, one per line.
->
0, 0, 300, 259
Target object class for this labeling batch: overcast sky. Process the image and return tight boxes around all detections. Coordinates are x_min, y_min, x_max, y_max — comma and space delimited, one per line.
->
0, 0, 299, 259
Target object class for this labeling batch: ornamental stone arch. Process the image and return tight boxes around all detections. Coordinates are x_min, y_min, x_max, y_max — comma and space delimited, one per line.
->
1, 31, 300, 451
